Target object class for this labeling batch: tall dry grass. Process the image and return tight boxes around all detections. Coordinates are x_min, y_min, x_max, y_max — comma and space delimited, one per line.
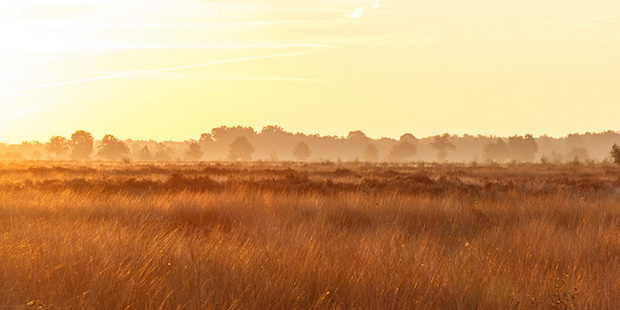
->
0, 161, 619, 309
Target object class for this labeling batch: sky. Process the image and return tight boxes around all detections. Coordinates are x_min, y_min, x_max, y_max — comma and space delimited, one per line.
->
1, 0, 620, 143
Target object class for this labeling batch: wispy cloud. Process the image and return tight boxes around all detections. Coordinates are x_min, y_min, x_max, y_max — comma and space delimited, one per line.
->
540, 14, 620, 26
0, 51, 314, 96
347, 0, 384, 19
348, 7, 366, 19
0, 102, 48, 121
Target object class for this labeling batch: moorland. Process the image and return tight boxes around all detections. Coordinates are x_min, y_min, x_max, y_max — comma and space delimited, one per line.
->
1, 161, 619, 309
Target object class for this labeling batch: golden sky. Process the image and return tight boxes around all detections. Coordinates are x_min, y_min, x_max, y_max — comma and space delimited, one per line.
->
1, 0, 619, 143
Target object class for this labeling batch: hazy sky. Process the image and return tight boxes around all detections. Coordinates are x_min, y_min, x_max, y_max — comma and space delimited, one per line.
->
1, 0, 619, 143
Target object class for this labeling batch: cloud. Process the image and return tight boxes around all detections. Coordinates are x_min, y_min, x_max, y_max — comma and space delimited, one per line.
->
347, 7, 366, 19
346, 0, 384, 19
0, 102, 47, 121
0, 51, 315, 96
540, 14, 620, 26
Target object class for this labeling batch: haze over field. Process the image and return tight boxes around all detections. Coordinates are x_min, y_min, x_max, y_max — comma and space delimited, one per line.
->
1, 0, 619, 143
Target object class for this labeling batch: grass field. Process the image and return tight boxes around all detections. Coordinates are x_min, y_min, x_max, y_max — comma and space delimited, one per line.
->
1, 161, 619, 309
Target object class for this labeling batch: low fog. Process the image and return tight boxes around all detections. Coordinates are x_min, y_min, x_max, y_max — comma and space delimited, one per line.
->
2, 126, 620, 164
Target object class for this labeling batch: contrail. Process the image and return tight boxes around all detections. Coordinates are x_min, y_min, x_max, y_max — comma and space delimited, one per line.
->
0, 51, 310, 96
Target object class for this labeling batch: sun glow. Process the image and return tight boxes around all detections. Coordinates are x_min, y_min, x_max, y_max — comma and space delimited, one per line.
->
1, 0, 620, 143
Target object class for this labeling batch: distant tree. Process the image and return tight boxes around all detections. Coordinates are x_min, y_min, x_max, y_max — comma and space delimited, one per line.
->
567, 147, 589, 161
292, 141, 311, 161
261, 125, 288, 135
97, 134, 129, 161
31, 150, 43, 160
46, 136, 69, 159
138, 145, 153, 161
483, 138, 509, 163
69, 130, 94, 160
199, 133, 213, 144
346, 130, 368, 140
363, 143, 379, 162
154, 143, 173, 161
610, 144, 620, 165
399, 133, 417, 144
212, 126, 256, 143
228, 136, 254, 161
430, 133, 455, 162
508, 134, 538, 162
185, 140, 204, 161
5, 146, 23, 160
388, 141, 417, 162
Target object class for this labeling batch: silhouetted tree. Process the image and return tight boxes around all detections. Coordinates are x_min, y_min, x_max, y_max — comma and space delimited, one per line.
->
228, 136, 254, 161
508, 134, 538, 162
69, 130, 94, 160
292, 141, 311, 161
387, 136, 417, 162
610, 144, 620, 165
186, 141, 204, 161
138, 145, 153, 161
430, 133, 455, 162
261, 125, 287, 135
97, 134, 129, 161
483, 138, 509, 163
154, 143, 173, 161
212, 126, 256, 142
363, 143, 379, 162
347, 130, 368, 140
46, 136, 69, 159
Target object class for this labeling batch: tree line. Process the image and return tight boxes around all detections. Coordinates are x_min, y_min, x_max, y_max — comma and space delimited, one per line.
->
2, 126, 620, 163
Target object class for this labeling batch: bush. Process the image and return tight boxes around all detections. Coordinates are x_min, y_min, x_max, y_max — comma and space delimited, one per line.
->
610, 144, 620, 165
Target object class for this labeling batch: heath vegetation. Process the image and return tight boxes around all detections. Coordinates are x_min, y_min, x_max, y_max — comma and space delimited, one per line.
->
0, 161, 619, 308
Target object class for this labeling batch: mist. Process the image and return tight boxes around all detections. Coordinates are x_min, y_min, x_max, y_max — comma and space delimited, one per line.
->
2, 126, 620, 164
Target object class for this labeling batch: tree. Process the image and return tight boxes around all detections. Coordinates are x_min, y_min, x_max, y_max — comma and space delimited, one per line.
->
430, 133, 455, 162
97, 134, 129, 160
292, 141, 311, 161
46, 136, 69, 159
69, 130, 94, 160
507, 134, 538, 162
483, 138, 509, 163
186, 141, 204, 161
567, 147, 589, 161
610, 144, 620, 165
363, 143, 379, 162
388, 141, 417, 162
228, 136, 254, 161
346, 130, 368, 140
138, 145, 153, 161
154, 143, 173, 161
387, 134, 418, 162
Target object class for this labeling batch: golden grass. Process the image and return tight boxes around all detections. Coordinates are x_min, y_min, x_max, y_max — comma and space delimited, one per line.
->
0, 161, 619, 309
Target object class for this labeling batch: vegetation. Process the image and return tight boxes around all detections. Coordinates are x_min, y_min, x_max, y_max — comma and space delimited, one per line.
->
0, 161, 619, 308
430, 133, 456, 161
185, 141, 203, 161
46, 136, 69, 159
227, 136, 254, 161
4, 128, 620, 163
292, 141, 311, 161
69, 130, 94, 160
97, 134, 129, 160
610, 143, 620, 165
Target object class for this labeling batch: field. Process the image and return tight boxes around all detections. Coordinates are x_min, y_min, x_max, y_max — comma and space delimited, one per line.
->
1, 161, 620, 309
